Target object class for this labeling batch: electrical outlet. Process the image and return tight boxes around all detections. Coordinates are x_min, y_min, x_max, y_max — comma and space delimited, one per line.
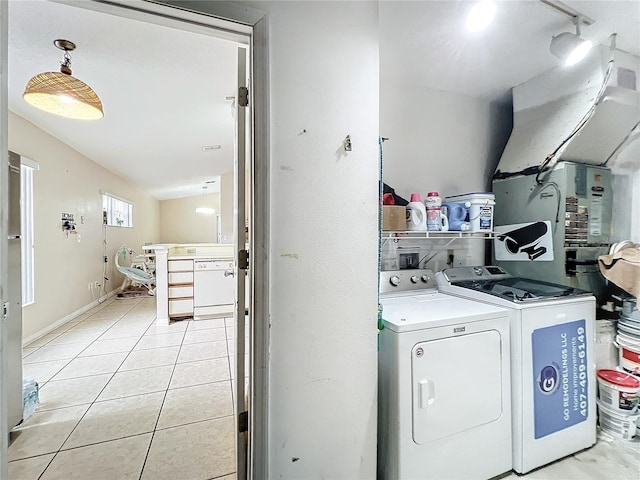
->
447, 249, 455, 267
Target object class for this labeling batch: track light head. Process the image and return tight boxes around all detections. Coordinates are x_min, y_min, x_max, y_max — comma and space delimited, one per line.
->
550, 31, 593, 66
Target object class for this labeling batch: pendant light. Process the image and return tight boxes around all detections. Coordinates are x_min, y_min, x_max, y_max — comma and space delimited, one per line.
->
195, 185, 216, 215
23, 39, 104, 120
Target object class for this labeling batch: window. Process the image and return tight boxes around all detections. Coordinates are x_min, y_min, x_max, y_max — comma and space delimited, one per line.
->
102, 193, 134, 228
21, 161, 36, 306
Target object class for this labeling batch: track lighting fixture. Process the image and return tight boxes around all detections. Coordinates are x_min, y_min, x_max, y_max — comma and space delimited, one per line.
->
549, 16, 593, 67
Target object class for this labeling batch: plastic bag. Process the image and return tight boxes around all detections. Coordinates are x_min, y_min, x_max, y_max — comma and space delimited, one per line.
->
22, 379, 40, 421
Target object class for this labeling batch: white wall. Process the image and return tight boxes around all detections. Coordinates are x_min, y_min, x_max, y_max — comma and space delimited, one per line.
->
237, 1, 380, 477
632, 168, 640, 240
8, 112, 160, 340
380, 81, 497, 200
159, 192, 220, 243
219, 170, 234, 243
612, 168, 640, 242
380, 81, 512, 266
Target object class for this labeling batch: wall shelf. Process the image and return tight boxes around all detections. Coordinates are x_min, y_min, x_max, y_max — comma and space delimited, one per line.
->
381, 231, 497, 240
380, 231, 497, 268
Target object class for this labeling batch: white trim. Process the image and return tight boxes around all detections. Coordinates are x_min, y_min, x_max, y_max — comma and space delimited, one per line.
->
20, 157, 39, 170
22, 290, 118, 347
100, 190, 135, 206
156, 1, 266, 28
12, 3, 271, 479
234, 44, 249, 479
249, 14, 270, 480
0, 1, 10, 476
20, 163, 35, 306
54, 0, 252, 43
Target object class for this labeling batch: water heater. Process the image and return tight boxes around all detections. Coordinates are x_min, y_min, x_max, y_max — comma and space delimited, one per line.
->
492, 162, 612, 300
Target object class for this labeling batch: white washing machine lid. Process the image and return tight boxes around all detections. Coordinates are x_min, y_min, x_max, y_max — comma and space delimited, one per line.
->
438, 284, 594, 310
380, 292, 508, 333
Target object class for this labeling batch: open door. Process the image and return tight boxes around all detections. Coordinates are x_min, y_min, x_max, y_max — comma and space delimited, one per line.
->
0, 3, 9, 479
234, 45, 250, 480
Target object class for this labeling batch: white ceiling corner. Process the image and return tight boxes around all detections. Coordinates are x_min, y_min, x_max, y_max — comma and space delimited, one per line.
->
8, 1, 640, 201
380, 0, 640, 104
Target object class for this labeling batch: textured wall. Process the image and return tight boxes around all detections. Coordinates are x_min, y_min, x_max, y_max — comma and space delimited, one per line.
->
159, 192, 220, 243
9, 111, 160, 340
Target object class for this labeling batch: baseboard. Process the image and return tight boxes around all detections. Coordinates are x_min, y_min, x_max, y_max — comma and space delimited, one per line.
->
23, 289, 118, 347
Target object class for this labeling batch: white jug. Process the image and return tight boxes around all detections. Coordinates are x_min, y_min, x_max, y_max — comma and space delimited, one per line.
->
406, 201, 427, 231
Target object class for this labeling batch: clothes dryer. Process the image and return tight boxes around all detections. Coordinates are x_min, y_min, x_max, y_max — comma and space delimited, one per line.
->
378, 269, 512, 480
436, 266, 596, 474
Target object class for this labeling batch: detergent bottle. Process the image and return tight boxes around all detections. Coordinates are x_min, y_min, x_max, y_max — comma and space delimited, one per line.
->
425, 192, 448, 231
406, 193, 427, 231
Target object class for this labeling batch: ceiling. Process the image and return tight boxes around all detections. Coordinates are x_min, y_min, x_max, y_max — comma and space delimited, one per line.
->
8, 0, 239, 200
8, 1, 640, 200
380, 0, 640, 104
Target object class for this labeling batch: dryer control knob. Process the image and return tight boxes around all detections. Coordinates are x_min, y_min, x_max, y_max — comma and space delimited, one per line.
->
421, 275, 430, 283
389, 275, 401, 287
473, 267, 484, 276
410, 275, 418, 284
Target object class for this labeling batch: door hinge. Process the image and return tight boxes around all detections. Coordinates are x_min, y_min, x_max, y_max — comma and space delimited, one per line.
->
239, 249, 249, 270
239, 86, 249, 107
2, 302, 8, 320
238, 410, 249, 433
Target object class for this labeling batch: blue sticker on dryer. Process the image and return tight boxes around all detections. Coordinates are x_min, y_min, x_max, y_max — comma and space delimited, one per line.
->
532, 320, 589, 439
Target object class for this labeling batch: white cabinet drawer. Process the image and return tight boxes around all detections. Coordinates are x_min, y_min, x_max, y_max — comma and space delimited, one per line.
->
168, 271, 193, 284
168, 259, 193, 272
169, 286, 193, 298
169, 298, 193, 316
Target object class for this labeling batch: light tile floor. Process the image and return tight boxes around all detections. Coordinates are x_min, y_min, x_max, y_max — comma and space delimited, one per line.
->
10, 297, 640, 479
10, 297, 243, 480
502, 431, 640, 479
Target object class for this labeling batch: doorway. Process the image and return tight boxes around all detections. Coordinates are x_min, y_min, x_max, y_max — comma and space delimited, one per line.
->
0, 1, 269, 478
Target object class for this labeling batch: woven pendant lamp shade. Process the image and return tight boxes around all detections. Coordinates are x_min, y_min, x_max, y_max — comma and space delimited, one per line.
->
23, 71, 104, 120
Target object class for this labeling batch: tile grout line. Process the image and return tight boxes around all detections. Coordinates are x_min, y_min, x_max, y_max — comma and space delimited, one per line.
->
36, 300, 153, 478
30, 299, 140, 379
35, 450, 58, 480
137, 315, 190, 480
32, 320, 211, 386
44, 300, 150, 384
153, 413, 235, 433
38, 375, 232, 412
9, 411, 236, 464
16, 301, 232, 479
225, 316, 235, 408
206, 471, 237, 480
22, 300, 129, 394
26, 296, 117, 350
18, 300, 126, 473
22, 302, 127, 386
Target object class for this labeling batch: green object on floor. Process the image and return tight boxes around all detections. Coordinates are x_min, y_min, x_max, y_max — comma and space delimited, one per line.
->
377, 303, 384, 351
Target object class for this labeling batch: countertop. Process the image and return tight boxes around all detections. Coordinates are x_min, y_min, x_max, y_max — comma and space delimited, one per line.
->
168, 254, 234, 261
145, 243, 234, 259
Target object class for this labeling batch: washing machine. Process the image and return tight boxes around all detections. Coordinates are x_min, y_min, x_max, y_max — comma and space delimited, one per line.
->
436, 266, 597, 474
378, 269, 512, 480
